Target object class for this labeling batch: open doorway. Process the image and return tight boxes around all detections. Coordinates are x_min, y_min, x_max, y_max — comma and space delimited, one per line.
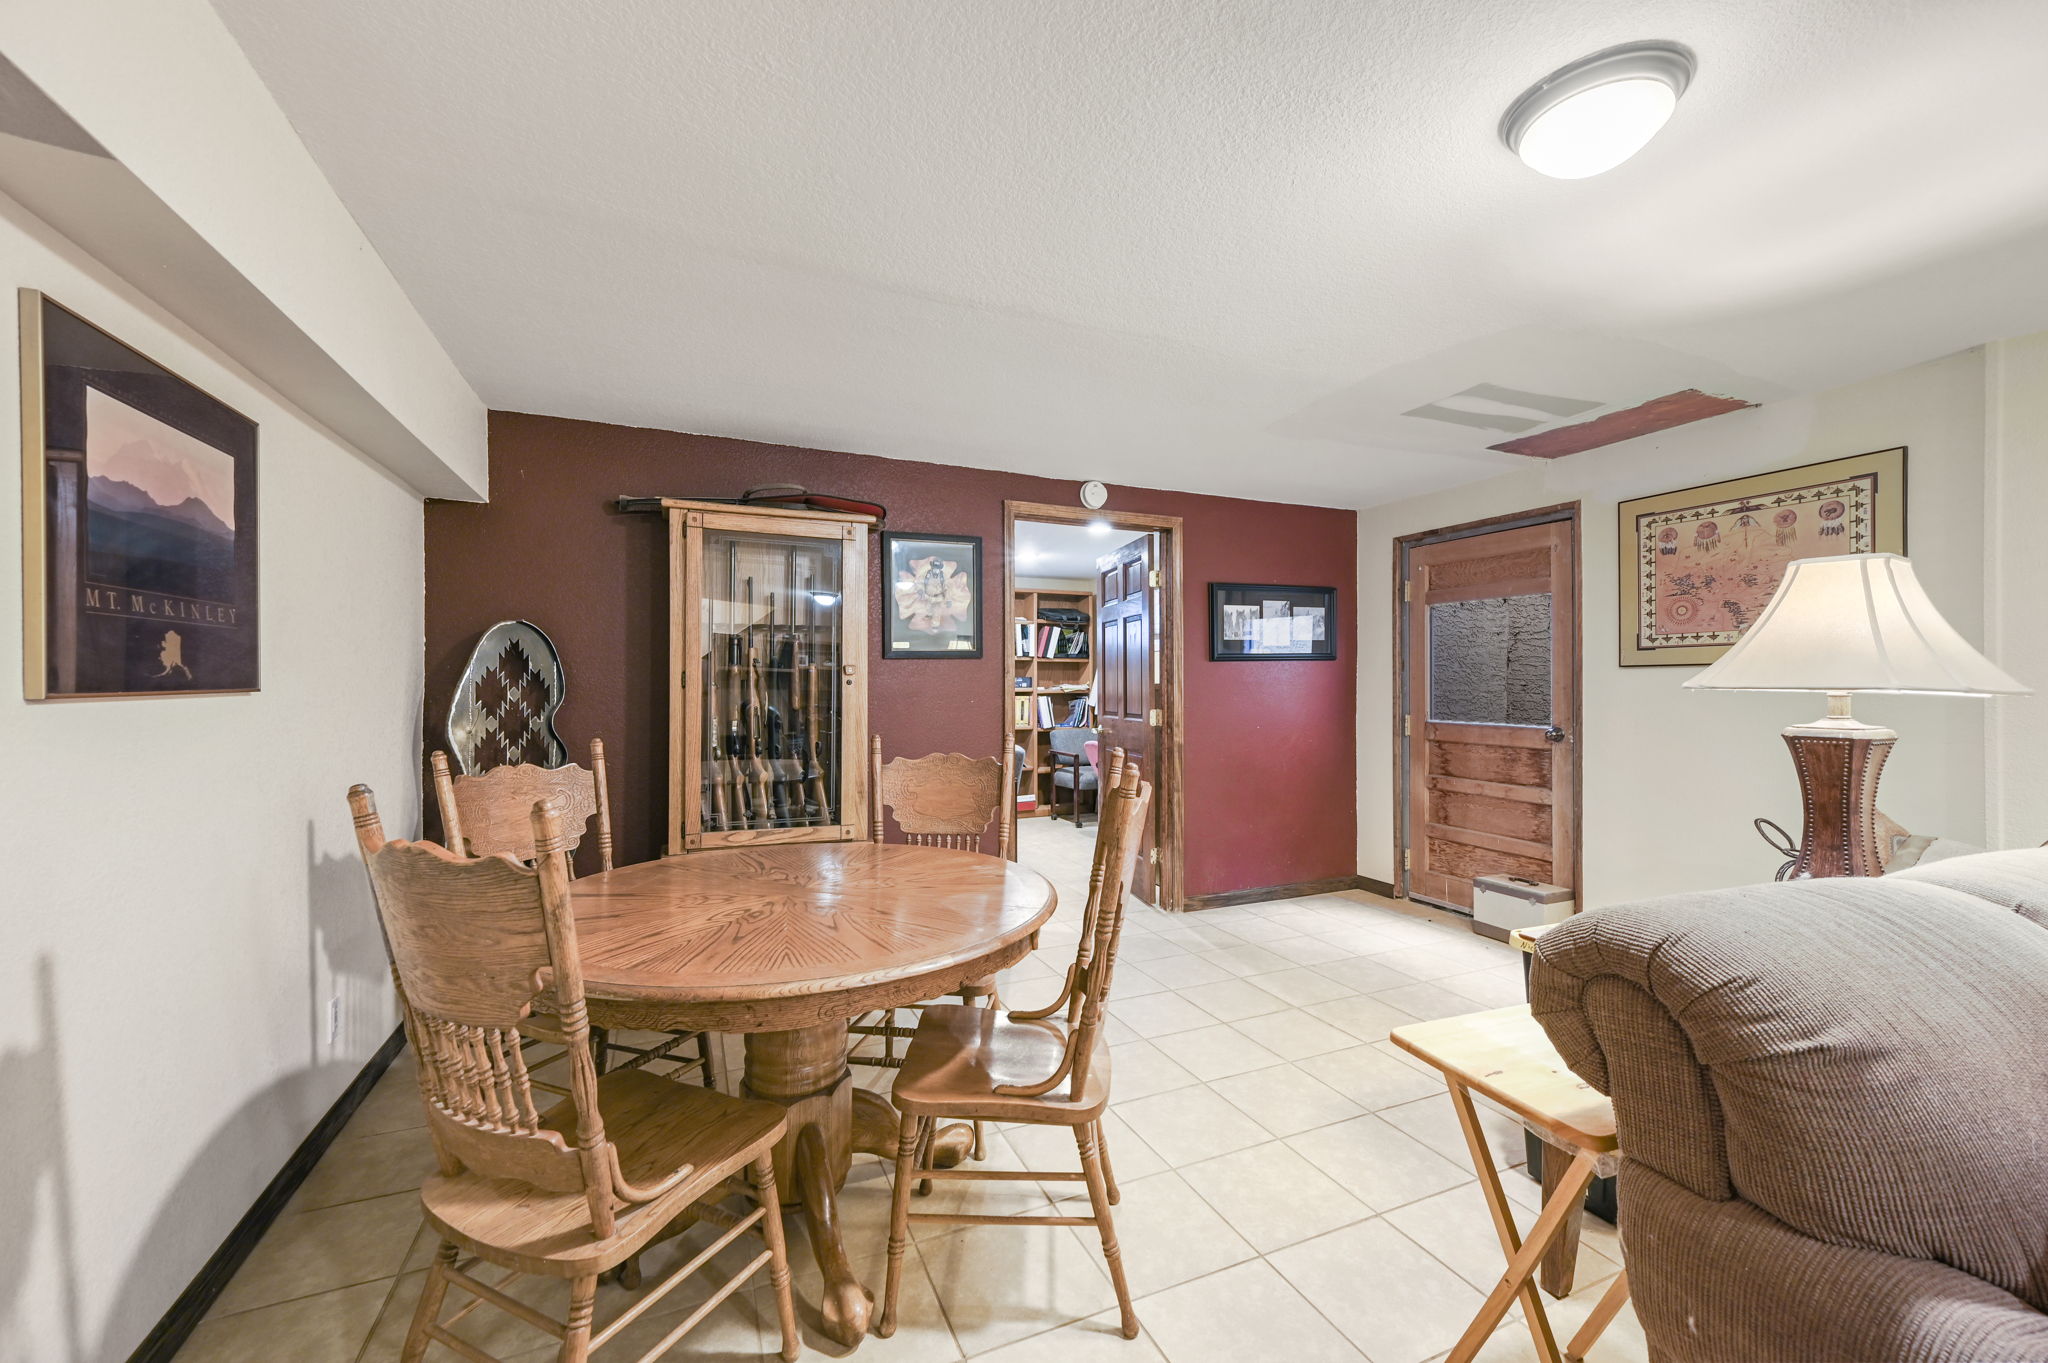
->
1005, 500, 1186, 909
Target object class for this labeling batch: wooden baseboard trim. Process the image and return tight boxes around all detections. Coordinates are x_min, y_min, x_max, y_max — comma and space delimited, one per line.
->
127, 1025, 407, 1363
1355, 874, 1397, 898
1185, 875, 1372, 911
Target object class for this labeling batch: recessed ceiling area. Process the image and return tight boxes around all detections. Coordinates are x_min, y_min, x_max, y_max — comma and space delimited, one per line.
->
209, 0, 2048, 510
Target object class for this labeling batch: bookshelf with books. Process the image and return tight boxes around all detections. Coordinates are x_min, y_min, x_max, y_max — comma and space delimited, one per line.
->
1012, 586, 1096, 818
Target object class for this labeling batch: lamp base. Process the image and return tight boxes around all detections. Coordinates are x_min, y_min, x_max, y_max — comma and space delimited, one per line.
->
1784, 724, 1895, 879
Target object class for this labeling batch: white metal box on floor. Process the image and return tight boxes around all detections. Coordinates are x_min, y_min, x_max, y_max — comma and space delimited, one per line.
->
1471, 874, 1574, 941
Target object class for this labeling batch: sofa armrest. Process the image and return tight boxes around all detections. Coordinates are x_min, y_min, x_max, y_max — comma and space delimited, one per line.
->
1624, 1161, 2048, 1363
1531, 917, 1732, 1201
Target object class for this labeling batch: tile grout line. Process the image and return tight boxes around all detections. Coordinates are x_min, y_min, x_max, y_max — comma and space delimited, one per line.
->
352, 1269, 411, 1363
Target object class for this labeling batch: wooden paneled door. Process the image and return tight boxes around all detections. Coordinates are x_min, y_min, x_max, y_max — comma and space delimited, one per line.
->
1097, 534, 1160, 904
1400, 515, 1578, 911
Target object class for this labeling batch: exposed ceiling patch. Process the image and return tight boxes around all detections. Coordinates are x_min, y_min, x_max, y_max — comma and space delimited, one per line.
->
1489, 388, 1755, 458
1403, 382, 1603, 435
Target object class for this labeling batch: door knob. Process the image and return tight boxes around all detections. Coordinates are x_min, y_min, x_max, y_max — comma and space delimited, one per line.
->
1544, 726, 1567, 743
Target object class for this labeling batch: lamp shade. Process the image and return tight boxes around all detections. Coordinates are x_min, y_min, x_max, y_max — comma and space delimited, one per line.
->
1683, 553, 2028, 696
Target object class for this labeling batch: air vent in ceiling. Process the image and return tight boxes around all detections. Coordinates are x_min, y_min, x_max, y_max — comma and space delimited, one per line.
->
1401, 383, 1603, 435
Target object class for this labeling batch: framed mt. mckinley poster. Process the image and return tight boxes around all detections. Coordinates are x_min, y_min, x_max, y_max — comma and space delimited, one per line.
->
21, 291, 259, 698
1617, 448, 1905, 667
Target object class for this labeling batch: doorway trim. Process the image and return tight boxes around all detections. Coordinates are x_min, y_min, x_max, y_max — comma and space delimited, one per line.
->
1392, 502, 1583, 910
1005, 499, 1188, 910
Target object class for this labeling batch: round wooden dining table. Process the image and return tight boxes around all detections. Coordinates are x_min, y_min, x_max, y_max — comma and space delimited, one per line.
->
568, 840, 1058, 1348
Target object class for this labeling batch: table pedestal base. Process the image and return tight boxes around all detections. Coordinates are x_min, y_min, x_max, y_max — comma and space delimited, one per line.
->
743, 1021, 974, 1349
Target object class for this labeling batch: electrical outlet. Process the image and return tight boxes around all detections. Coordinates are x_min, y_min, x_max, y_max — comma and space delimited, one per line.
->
327, 995, 342, 1047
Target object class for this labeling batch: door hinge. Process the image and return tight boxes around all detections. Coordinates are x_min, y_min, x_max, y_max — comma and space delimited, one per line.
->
1403, 714, 1411, 737
1403, 848, 1412, 870
1146, 708, 1162, 727
1148, 569, 1161, 587
1403, 580, 1412, 602
1147, 847, 1159, 866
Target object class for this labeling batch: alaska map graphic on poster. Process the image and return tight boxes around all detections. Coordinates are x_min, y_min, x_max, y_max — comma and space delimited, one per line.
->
1635, 472, 1877, 650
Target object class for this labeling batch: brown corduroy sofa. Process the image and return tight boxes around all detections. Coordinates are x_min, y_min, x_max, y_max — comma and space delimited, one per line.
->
1529, 848, 2048, 1363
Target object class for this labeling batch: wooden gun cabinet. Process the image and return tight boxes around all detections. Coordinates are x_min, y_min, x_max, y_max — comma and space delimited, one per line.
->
658, 499, 874, 854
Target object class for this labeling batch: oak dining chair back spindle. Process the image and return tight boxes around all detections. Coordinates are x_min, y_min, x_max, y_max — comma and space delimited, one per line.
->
1052, 746, 1126, 1023
879, 753, 1153, 1342
869, 735, 1012, 857
431, 739, 614, 871
431, 739, 720, 1090
345, 785, 799, 1363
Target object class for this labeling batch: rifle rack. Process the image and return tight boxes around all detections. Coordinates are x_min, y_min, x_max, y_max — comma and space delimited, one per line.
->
647, 497, 877, 854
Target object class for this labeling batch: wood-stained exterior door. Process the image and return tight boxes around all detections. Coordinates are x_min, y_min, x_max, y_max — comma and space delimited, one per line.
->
1097, 534, 1159, 903
1401, 517, 1577, 911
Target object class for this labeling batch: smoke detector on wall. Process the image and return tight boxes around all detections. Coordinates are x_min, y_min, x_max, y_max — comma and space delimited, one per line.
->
1079, 481, 1108, 509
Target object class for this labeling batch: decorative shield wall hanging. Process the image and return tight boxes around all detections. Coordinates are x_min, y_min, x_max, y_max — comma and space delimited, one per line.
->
446, 620, 567, 773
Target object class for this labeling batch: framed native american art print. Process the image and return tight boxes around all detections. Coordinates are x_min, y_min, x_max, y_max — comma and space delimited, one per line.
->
1617, 448, 1905, 667
883, 532, 982, 659
21, 292, 259, 698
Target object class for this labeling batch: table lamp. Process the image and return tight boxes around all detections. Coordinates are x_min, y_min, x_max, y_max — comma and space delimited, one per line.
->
1683, 552, 2028, 878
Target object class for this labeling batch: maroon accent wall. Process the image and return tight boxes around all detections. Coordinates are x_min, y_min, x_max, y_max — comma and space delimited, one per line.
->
425, 412, 1356, 899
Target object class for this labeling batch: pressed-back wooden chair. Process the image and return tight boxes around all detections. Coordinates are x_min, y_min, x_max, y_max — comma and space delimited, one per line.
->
868, 736, 1013, 858
878, 753, 1152, 1342
348, 785, 799, 1363
432, 741, 720, 1090
850, 739, 1013, 1155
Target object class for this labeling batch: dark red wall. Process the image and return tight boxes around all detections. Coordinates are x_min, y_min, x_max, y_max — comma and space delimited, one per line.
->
425, 412, 1356, 899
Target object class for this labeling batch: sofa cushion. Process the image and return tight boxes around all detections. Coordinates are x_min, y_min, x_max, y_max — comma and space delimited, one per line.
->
1890, 846, 2048, 930
1532, 860, 2048, 1312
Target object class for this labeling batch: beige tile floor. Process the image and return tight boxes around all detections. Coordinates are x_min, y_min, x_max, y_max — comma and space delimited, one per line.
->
175, 820, 1645, 1363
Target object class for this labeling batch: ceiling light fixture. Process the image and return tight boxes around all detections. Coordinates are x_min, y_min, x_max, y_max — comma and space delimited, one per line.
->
1500, 41, 1695, 179
1087, 519, 1113, 536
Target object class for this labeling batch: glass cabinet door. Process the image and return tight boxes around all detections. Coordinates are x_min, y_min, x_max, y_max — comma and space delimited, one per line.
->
669, 507, 868, 852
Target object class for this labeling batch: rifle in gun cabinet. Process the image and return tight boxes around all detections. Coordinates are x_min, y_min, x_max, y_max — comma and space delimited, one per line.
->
721, 540, 750, 828
800, 571, 833, 823
741, 576, 775, 825
704, 560, 731, 832
765, 589, 794, 824
774, 554, 803, 822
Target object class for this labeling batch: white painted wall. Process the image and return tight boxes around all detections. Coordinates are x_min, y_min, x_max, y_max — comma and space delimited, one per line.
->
0, 193, 422, 1361
1358, 350, 1995, 908
1983, 333, 2048, 850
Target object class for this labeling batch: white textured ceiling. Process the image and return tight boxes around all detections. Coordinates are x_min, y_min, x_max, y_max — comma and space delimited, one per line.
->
212, 0, 2048, 509
1016, 519, 1125, 581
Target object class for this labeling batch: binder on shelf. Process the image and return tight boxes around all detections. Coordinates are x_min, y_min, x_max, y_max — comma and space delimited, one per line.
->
1012, 623, 1092, 659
